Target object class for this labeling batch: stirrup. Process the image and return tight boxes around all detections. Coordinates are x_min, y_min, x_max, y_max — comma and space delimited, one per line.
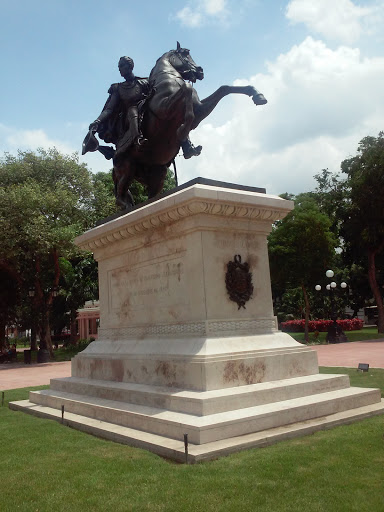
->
134, 135, 148, 147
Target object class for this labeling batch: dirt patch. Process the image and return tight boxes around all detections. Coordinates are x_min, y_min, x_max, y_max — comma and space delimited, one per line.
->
223, 360, 266, 384
111, 359, 124, 382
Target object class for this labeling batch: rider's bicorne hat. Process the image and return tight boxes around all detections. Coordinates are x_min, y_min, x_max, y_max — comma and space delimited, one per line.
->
82, 129, 99, 155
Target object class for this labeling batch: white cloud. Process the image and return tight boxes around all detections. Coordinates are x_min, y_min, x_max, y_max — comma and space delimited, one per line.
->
0, 123, 123, 176
286, 0, 381, 44
175, 0, 229, 27
177, 36, 384, 195
175, 7, 203, 28
3, 35, 384, 197
0, 124, 75, 156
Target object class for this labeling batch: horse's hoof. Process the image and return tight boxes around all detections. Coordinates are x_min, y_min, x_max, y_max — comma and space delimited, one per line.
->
252, 93, 267, 105
183, 144, 202, 159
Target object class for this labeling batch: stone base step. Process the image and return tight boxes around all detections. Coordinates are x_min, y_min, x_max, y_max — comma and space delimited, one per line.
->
50, 374, 350, 415
9, 399, 384, 463
26, 386, 380, 444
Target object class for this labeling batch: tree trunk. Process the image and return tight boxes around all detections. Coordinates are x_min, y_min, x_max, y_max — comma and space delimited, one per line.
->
35, 250, 61, 358
30, 324, 37, 351
301, 284, 310, 342
0, 318, 5, 351
367, 247, 384, 333
39, 310, 54, 357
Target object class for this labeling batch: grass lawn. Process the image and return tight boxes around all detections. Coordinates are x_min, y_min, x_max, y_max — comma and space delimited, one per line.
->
320, 366, 384, 397
11, 327, 381, 363
1, 369, 384, 512
289, 326, 384, 344
14, 343, 89, 363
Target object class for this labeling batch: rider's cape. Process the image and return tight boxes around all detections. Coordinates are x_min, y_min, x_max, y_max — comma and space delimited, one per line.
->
97, 78, 151, 147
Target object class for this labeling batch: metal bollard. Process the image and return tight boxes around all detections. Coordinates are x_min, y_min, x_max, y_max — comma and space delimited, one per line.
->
184, 433, 189, 464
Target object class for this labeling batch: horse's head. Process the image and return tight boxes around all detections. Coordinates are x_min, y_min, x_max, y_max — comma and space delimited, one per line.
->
169, 42, 204, 83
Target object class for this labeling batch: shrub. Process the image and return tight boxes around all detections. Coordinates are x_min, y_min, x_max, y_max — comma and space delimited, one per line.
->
51, 333, 71, 342
281, 318, 364, 332
13, 336, 30, 347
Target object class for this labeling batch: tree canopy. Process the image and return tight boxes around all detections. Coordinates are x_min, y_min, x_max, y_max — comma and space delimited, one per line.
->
268, 195, 337, 340
0, 149, 96, 351
0, 148, 177, 351
340, 132, 384, 331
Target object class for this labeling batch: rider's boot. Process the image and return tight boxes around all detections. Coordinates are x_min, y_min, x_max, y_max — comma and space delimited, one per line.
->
181, 138, 202, 159
98, 145, 115, 160
127, 107, 148, 148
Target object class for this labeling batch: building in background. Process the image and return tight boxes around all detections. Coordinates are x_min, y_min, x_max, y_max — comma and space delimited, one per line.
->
76, 300, 100, 340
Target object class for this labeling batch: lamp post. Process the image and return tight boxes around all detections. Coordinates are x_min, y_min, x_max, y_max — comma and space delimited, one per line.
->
28, 287, 38, 352
315, 270, 348, 344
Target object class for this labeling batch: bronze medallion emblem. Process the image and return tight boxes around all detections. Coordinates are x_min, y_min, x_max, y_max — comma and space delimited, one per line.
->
225, 254, 254, 309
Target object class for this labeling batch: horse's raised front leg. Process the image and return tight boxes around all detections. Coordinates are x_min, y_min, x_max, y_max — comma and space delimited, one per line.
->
192, 85, 267, 129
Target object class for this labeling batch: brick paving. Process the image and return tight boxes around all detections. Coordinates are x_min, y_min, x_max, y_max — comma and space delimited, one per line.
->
0, 361, 71, 390
311, 340, 384, 369
0, 341, 383, 390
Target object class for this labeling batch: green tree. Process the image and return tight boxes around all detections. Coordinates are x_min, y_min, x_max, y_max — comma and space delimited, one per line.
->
268, 195, 337, 341
340, 132, 384, 332
0, 148, 94, 355
57, 256, 99, 344
0, 268, 19, 350
91, 166, 177, 218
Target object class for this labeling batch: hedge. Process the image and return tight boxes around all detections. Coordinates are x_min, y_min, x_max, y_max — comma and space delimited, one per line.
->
281, 318, 364, 332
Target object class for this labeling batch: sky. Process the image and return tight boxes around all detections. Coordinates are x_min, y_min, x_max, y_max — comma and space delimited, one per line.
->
1, 0, 384, 196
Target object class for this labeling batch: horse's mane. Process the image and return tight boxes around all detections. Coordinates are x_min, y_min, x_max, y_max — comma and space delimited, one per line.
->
149, 50, 178, 81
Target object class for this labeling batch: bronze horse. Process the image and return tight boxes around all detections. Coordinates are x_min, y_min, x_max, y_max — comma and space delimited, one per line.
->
89, 43, 267, 209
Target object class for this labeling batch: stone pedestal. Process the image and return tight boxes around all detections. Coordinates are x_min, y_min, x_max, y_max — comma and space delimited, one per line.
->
10, 179, 384, 462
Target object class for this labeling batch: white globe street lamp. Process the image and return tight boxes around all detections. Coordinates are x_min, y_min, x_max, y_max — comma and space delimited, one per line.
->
315, 270, 349, 343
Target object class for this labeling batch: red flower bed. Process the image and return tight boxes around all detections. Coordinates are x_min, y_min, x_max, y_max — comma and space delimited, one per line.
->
281, 318, 364, 332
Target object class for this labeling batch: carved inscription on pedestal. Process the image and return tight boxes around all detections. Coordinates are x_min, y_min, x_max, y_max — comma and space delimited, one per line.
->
215, 234, 259, 251
109, 257, 186, 311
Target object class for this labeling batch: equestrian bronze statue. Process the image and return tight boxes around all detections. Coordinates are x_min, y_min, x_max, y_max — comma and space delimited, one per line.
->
82, 42, 267, 209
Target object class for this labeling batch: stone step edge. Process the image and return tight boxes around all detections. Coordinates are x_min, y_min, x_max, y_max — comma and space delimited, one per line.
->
9, 399, 384, 463
74, 346, 313, 363
30, 387, 380, 428
50, 373, 349, 401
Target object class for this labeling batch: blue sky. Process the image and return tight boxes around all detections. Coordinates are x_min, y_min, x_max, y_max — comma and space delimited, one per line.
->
2, 0, 384, 195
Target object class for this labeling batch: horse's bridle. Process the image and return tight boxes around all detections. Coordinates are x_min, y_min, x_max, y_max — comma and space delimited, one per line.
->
170, 50, 201, 82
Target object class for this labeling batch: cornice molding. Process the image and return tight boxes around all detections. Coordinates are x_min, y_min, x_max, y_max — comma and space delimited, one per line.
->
76, 185, 293, 252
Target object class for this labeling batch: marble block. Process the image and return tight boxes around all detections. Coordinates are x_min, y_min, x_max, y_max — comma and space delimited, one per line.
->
71, 179, 317, 389
11, 179, 384, 461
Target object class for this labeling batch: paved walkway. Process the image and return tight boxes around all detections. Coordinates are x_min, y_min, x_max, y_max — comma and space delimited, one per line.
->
311, 340, 384, 369
0, 341, 383, 390
0, 361, 71, 390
